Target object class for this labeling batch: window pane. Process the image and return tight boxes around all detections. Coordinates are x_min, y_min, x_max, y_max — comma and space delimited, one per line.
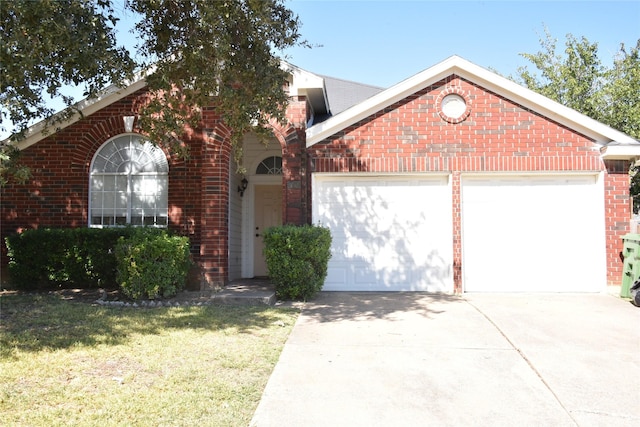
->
118, 161, 134, 174
158, 187, 168, 206
116, 175, 127, 189
101, 176, 113, 191
256, 156, 283, 175
103, 192, 115, 207
144, 197, 155, 210
91, 193, 102, 209
92, 158, 107, 173
91, 176, 102, 191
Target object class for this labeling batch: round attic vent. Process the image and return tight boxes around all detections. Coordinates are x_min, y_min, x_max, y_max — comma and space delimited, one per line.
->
437, 91, 471, 124
441, 94, 466, 119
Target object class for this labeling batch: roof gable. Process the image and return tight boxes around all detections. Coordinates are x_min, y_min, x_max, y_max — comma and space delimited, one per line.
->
12, 61, 329, 151
306, 55, 639, 158
12, 78, 147, 151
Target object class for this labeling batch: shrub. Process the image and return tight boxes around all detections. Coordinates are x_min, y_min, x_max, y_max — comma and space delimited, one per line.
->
5, 228, 60, 288
4, 227, 173, 291
263, 224, 331, 301
5, 228, 141, 289
115, 228, 191, 300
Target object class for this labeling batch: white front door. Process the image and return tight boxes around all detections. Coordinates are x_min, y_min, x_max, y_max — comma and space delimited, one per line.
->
253, 185, 282, 277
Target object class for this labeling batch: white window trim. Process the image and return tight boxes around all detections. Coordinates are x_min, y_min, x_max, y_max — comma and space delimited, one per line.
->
88, 133, 169, 228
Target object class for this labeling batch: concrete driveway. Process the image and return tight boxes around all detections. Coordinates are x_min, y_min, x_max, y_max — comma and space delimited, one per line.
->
251, 292, 640, 426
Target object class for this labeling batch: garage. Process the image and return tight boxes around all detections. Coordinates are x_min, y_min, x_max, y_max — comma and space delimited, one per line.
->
461, 174, 606, 292
312, 175, 453, 292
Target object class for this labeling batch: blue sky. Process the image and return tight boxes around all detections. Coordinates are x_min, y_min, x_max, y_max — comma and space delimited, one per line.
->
277, 0, 640, 87
4, 0, 638, 139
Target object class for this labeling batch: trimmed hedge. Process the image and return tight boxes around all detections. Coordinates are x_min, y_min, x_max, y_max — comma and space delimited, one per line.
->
115, 229, 191, 300
263, 224, 332, 301
4, 227, 180, 292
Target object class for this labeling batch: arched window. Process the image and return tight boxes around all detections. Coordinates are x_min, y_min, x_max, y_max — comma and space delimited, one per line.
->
256, 156, 283, 175
89, 134, 168, 227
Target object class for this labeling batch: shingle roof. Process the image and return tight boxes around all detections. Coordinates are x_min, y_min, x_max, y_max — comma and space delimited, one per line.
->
313, 76, 384, 123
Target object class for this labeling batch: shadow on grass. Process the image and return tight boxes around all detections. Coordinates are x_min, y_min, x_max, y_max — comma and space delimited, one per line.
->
0, 293, 295, 356
300, 291, 463, 323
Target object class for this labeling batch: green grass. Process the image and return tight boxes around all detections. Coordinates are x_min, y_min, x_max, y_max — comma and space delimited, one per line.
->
0, 293, 299, 426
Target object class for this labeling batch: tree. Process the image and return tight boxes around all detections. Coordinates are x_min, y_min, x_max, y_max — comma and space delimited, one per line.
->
602, 41, 640, 140
0, 0, 136, 137
516, 30, 640, 211
1, 0, 136, 184
0, 0, 305, 183
516, 28, 606, 122
129, 0, 304, 165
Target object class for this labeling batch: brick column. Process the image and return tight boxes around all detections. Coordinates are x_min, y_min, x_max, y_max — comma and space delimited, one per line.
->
279, 96, 308, 225
603, 159, 632, 286
198, 124, 232, 289
282, 127, 307, 225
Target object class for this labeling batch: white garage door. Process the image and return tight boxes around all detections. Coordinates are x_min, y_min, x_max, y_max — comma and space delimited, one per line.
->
313, 175, 453, 292
461, 174, 605, 292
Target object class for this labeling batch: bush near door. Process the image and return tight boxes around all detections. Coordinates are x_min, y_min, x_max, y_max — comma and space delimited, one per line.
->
263, 224, 331, 301
115, 229, 191, 299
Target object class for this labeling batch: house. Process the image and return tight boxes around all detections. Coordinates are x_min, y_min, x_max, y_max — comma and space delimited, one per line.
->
2, 56, 639, 293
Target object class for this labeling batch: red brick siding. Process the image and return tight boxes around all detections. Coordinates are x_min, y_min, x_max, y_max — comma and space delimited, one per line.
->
1, 88, 309, 288
273, 95, 309, 225
308, 75, 629, 290
0, 91, 223, 287
310, 76, 601, 173
603, 160, 632, 285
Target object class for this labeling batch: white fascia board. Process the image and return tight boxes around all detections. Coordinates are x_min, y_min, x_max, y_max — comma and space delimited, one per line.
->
284, 62, 325, 96
306, 55, 637, 147
14, 77, 148, 151
282, 61, 329, 116
600, 143, 640, 160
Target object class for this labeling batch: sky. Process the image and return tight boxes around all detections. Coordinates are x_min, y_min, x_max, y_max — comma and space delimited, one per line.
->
3, 0, 638, 139
276, 0, 640, 88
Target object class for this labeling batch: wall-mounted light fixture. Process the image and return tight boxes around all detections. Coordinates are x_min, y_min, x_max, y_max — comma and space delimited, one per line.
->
123, 115, 136, 133
238, 177, 248, 197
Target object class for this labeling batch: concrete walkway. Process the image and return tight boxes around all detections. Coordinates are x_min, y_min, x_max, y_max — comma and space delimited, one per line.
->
251, 292, 640, 426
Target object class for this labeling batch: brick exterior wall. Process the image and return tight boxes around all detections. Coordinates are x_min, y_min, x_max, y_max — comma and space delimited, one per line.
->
279, 96, 310, 225
0, 74, 631, 291
0, 89, 308, 289
603, 160, 633, 285
308, 75, 630, 291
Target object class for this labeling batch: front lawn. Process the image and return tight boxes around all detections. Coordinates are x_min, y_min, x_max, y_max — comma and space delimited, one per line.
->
0, 293, 298, 426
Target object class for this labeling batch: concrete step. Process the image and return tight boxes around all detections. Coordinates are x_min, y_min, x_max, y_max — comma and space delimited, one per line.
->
213, 279, 276, 306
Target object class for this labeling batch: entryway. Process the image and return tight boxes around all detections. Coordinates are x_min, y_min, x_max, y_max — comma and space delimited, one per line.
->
237, 141, 284, 280
253, 185, 282, 277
